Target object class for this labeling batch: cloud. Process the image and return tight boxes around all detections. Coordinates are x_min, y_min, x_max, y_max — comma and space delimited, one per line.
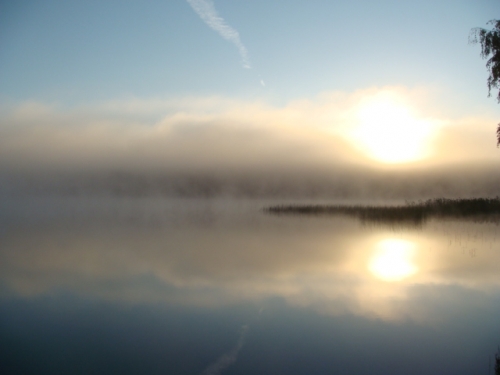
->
186, 0, 251, 69
1, 87, 499, 199
201, 325, 249, 375
0, 94, 357, 174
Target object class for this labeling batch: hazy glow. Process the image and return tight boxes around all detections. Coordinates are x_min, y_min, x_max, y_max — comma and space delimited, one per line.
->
350, 96, 436, 163
2, 90, 499, 179
369, 239, 418, 281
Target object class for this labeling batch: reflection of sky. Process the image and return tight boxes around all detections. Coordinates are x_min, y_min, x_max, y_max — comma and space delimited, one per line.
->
1, 198, 500, 374
1, 198, 500, 320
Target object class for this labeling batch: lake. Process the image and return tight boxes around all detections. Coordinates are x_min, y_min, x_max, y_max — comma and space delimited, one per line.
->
1, 197, 499, 375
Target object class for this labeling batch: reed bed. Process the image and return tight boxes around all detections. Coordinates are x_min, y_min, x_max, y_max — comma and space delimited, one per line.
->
265, 198, 500, 224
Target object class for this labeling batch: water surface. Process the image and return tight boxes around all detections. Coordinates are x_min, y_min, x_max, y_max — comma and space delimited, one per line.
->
1, 197, 499, 374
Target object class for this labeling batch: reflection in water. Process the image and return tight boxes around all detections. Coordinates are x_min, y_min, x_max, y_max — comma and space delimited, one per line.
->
369, 239, 418, 281
202, 325, 249, 375
1, 197, 500, 374
0, 197, 499, 320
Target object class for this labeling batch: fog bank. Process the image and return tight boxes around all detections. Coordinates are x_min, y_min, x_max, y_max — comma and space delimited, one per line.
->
1, 90, 499, 199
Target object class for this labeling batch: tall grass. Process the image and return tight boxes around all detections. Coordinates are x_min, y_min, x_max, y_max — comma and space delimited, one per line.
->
265, 198, 500, 225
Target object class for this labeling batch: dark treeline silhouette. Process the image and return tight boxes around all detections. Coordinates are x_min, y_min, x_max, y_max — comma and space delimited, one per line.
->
265, 198, 500, 225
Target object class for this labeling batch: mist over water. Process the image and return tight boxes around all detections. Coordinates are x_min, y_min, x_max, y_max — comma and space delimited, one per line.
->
3, 163, 500, 202
2, 92, 499, 202
1, 193, 500, 374
1, 93, 500, 375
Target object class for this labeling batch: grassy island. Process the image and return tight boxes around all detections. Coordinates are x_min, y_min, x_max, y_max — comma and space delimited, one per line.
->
265, 198, 500, 225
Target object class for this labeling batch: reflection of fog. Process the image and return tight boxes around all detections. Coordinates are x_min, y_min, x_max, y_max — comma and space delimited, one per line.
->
1, 198, 500, 320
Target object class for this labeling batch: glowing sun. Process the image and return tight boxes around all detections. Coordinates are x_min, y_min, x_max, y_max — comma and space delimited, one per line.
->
369, 239, 418, 281
349, 95, 435, 163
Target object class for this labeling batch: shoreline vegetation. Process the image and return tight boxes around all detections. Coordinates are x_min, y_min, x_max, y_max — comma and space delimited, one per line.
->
265, 198, 500, 225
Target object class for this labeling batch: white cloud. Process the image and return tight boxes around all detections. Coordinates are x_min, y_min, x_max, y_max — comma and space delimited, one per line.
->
1, 87, 499, 175
186, 0, 251, 69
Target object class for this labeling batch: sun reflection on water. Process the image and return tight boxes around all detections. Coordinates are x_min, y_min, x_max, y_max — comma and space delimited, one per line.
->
369, 239, 418, 281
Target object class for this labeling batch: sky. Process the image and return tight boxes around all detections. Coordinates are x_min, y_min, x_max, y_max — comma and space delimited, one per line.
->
1, 0, 500, 196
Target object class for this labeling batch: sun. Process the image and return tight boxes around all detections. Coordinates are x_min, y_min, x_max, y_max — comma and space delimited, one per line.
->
369, 239, 418, 281
348, 94, 436, 164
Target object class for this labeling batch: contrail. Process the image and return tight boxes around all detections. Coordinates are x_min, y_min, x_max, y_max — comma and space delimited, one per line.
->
201, 325, 249, 375
186, 0, 251, 69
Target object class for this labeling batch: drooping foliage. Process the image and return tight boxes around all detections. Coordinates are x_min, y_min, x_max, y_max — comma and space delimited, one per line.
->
470, 20, 500, 146
470, 20, 500, 101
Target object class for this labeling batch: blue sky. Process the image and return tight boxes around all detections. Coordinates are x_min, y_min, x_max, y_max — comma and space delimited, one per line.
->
1, 0, 499, 108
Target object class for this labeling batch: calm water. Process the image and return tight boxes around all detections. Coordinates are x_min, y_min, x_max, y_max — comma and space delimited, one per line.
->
1, 197, 500, 375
